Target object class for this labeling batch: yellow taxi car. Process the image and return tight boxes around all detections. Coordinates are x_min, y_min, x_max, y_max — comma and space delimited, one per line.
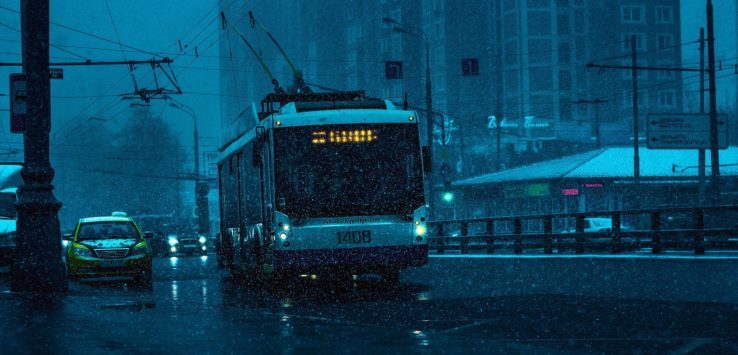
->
65, 212, 152, 286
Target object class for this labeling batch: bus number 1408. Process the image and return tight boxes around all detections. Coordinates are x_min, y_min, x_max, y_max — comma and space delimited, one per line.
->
337, 230, 371, 244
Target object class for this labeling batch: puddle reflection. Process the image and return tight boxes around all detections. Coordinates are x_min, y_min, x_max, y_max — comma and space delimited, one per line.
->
171, 280, 178, 302
201, 280, 208, 305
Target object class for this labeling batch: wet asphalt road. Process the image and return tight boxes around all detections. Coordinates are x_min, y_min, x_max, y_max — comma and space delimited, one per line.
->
1, 255, 738, 354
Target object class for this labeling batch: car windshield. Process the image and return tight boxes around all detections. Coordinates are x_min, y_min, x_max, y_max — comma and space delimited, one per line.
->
0, 193, 15, 219
77, 221, 140, 240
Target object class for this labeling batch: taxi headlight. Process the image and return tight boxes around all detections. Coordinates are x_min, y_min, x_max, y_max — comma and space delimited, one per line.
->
168, 237, 179, 246
131, 243, 148, 256
198, 236, 207, 244
73, 246, 93, 258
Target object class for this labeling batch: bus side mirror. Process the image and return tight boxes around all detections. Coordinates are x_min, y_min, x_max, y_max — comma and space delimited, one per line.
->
143, 232, 154, 239
62, 233, 73, 241
422, 146, 431, 174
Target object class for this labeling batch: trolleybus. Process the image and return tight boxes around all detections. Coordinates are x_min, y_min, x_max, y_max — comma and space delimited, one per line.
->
215, 91, 429, 283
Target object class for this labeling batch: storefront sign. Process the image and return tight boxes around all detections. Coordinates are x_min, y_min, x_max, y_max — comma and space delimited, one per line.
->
503, 183, 550, 198
487, 115, 552, 130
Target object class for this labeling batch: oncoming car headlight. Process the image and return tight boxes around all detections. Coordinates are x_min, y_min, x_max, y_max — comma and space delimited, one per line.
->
198, 236, 206, 244
73, 245, 93, 258
168, 237, 179, 246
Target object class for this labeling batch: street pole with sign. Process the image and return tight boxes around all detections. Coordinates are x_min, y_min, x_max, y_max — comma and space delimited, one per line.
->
11, 0, 67, 293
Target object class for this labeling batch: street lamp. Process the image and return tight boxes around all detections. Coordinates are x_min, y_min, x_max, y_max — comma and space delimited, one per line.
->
383, 16, 438, 217
167, 99, 210, 237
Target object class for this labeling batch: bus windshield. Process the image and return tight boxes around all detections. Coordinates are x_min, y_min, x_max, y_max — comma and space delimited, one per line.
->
274, 123, 424, 219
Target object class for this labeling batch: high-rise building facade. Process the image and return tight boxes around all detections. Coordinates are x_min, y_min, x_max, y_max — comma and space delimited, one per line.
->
219, 0, 683, 174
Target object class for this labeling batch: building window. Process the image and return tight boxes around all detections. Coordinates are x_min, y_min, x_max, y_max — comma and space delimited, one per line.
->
380, 38, 389, 53
624, 91, 646, 108
658, 90, 675, 108
435, 47, 445, 66
622, 33, 646, 51
347, 50, 357, 64
656, 60, 674, 79
656, 6, 673, 24
657, 34, 673, 50
461, 58, 479, 76
621, 6, 645, 24
385, 61, 403, 79
347, 24, 362, 44
391, 34, 401, 54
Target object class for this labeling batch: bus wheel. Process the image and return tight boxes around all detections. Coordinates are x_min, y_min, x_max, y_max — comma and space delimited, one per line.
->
215, 241, 225, 269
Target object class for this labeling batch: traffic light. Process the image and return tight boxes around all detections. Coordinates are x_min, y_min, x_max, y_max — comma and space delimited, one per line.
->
442, 180, 454, 203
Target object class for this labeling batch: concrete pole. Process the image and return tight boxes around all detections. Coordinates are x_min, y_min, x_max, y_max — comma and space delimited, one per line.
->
707, 0, 720, 204
423, 37, 436, 217
11, 0, 67, 293
632, 34, 640, 182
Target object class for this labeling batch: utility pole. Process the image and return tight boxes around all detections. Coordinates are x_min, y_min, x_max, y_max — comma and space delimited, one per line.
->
494, 8, 503, 171
573, 99, 607, 148
11, 0, 67, 292
707, 0, 720, 203
382, 17, 436, 216
698, 27, 706, 205
168, 99, 210, 237
632, 34, 640, 182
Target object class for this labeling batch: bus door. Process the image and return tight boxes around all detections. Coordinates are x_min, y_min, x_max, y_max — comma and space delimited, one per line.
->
253, 127, 275, 268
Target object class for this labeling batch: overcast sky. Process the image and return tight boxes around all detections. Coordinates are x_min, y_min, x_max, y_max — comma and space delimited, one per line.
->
0, 0, 223, 158
0, 0, 736, 158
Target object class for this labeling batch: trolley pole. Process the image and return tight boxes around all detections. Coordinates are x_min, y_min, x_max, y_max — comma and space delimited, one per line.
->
11, 0, 67, 293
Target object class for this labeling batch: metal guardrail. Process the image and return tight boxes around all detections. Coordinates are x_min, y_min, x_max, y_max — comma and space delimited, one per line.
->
428, 205, 738, 255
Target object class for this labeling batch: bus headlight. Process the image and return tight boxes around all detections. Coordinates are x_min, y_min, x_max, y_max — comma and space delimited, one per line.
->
415, 225, 427, 236
279, 232, 288, 241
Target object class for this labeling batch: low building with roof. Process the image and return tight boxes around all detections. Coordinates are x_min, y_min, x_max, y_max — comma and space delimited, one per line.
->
452, 147, 738, 219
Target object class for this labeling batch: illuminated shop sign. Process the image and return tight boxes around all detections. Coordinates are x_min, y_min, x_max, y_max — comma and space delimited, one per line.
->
561, 188, 579, 196
487, 115, 552, 129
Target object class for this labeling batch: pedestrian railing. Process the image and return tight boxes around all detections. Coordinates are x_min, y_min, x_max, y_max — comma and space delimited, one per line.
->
428, 205, 738, 255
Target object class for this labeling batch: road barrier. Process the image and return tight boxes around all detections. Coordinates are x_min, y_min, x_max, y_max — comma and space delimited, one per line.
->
428, 205, 738, 255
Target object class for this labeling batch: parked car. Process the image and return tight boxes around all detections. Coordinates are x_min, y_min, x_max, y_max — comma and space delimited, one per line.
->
0, 163, 22, 267
562, 217, 633, 233
0, 187, 18, 266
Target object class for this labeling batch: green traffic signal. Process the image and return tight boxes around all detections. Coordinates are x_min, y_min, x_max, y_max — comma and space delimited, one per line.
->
442, 191, 454, 203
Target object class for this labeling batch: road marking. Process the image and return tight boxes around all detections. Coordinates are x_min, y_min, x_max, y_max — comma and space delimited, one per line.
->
668, 338, 713, 355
